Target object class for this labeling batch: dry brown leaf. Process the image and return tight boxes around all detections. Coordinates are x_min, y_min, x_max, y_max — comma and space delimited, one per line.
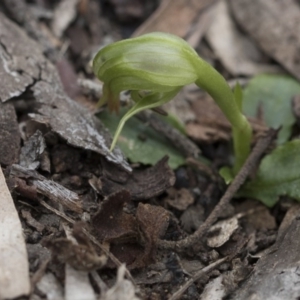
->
92, 190, 147, 269
92, 190, 137, 243
133, 0, 216, 37
206, 0, 279, 76
185, 92, 231, 143
131, 203, 170, 269
230, 0, 300, 80
245, 208, 276, 231
93, 192, 170, 269
136, 203, 170, 243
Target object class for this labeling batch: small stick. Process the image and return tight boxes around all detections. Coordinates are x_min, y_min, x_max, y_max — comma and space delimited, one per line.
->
158, 128, 277, 251
169, 257, 228, 300
170, 233, 249, 300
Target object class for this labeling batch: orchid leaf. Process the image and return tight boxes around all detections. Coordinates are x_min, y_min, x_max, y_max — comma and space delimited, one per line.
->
238, 139, 300, 207
243, 74, 300, 144
98, 108, 185, 169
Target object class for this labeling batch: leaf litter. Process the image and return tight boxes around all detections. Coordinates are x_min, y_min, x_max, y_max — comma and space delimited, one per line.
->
1, 0, 300, 299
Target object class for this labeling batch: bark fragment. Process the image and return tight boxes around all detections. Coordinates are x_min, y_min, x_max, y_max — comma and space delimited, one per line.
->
0, 10, 130, 171
10, 164, 82, 213
0, 102, 20, 165
232, 218, 300, 300
101, 156, 175, 201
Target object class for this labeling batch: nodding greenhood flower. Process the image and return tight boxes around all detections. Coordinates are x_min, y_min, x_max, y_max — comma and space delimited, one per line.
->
93, 32, 252, 174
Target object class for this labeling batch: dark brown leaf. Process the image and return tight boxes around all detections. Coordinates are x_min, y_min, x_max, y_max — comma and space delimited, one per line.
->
92, 190, 137, 243
130, 203, 169, 269
137, 203, 170, 243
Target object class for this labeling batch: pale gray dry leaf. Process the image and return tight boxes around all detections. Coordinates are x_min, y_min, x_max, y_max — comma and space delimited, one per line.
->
181, 259, 205, 275
1, 0, 57, 57
132, 0, 216, 37
185, 2, 216, 48
200, 275, 226, 300
207, 217, 239, 248
0, 38, 37, 102
65, 265, 97, 300
229, 0, 300, 80
0, 11, 130, 171
277, 203, 300, 241
231, 218, 300, 300
206, 0, 280, 76
100, 265, 140, 300
51, 0, 80, 38
0, 167, 30, 299
36, 272, 64, 300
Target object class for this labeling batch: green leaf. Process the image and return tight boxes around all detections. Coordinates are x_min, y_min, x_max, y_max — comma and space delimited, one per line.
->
98, 108, 186, 169
238, 139, 300, 207
219, 166, 234, 184
243, 74, 300, 144
159, 113, 186, 135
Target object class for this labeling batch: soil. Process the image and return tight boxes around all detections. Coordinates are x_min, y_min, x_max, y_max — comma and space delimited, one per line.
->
1, 1, 300, 300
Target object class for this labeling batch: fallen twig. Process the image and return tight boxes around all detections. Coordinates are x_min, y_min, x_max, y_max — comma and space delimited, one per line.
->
169, 257, 228, 300
158, 128, 277, 251
170, 231, 250, 300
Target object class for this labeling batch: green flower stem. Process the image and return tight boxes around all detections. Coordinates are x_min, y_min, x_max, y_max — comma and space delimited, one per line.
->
194, 60, 252, 173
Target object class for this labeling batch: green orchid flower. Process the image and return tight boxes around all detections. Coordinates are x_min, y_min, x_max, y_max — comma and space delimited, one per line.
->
93, 32, 252, 174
